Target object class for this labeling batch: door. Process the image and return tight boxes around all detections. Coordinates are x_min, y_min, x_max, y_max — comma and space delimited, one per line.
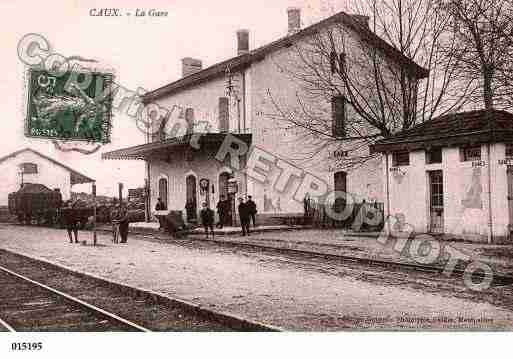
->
158, 178, 168, 209
507, 166, 513, 232
333, 171, 347, 212
219, 172, 233, 225
185, 175, 197, 221
429, 170, 444, 233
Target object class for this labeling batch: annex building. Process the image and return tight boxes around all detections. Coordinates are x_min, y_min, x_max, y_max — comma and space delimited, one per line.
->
371, 109, 513, 243
0, 147, 95, 205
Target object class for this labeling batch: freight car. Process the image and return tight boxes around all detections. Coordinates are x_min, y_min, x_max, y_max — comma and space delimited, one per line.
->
8, 183, 62, 225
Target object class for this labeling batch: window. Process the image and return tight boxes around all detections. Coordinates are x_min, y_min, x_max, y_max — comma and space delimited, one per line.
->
218, 97, 229, 132
20, 162, 37, 174
334, 171, 347, 193
426, 147, 442, 164
460, 146, 481, 162
506, 144, 513, 158
392, 151, 410, 166
339, 52, 346, 74
333, 171, 347, 210
330, 51, 337, 74
185, 107, 194, 134
331, 96, 346, 137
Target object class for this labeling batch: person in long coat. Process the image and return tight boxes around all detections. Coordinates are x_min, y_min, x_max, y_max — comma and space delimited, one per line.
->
246, 195, 257, 227
200, 202, 215, 238
216, 195, 227, 229
238, 197, 250, 236
118, 202, 130, 243
62, 200, 79, 243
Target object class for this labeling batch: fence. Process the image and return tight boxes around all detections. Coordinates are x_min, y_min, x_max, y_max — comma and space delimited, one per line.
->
305, 199, 384, 231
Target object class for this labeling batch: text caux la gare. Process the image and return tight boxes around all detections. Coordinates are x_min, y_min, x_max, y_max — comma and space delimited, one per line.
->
89, 8, 169, 17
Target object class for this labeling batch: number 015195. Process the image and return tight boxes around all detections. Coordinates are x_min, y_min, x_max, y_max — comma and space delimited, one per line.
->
11, 342, 43, 351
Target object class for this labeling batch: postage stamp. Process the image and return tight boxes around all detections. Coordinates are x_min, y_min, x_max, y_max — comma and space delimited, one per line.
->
25, 68, 113, 144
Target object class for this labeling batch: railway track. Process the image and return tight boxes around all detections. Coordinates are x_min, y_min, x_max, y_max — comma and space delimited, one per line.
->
185, 235, 513, 287
0, 249, 277, 332
0, 264, 149, 332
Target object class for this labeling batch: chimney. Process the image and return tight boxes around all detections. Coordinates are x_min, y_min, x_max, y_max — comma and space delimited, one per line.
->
287, 7, 301, 35
181, 57, 202, 78
236, 29, 249, 56
351, 14, 370, 28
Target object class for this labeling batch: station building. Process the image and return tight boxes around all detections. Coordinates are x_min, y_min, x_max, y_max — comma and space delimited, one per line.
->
103, 8, 427, 224
371, 109, 513, 243
0, 147, 95, 205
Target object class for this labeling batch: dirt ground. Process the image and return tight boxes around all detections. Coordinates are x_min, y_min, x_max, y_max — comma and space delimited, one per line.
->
1, 224, 513, 330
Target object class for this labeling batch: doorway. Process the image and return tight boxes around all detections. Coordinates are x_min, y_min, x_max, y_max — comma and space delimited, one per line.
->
219, 172, 233, 225
158, 177, 168, 209
333, 171, 347, 214
507, 166, 513, 233
185, 175, 197, 222
428, 170, 444, 233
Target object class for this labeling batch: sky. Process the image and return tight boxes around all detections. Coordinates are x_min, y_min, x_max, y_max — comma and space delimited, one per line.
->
0, 0, 345, 196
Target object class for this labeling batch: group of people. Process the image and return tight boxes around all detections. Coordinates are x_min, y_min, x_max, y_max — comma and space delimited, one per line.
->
200, 195, 258, 238
61, 199, 130, 245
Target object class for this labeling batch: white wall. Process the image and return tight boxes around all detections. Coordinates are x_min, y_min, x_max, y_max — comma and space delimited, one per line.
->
148, 149, 247, 217
146, 19, 426, 214
152, 74, 245, 136
247, 28, 385, 211
384, 143, 510, 242
0, 151, 72, 205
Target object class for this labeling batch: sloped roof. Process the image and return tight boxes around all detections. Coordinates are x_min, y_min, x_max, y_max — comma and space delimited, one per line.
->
102, 133, 252, 160
142, 11, 429, 103
0, 148, 95, 185
370, 109, 513, 153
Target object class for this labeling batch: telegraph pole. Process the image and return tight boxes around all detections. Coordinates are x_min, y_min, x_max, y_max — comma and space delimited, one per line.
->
92, 183, 97, 246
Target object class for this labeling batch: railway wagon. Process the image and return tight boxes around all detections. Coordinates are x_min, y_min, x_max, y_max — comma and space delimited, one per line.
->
8, 183, 62, 225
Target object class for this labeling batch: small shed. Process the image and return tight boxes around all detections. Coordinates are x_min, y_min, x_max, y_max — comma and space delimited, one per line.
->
371, 109, 513, 243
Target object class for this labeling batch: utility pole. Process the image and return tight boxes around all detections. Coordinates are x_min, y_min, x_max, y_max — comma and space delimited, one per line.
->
118, 182, 123, 203
92, 183, 97, 246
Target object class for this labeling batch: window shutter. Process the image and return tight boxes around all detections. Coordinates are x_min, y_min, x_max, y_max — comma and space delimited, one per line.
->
330, 51, 337, 74
331, 96, 346, 137
185, 108, 194, 134
218, 97, 229, 132
339, 52, 346, 74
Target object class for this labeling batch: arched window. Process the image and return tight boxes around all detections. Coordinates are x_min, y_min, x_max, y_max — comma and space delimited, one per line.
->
218, 172, 231, 199
185, 175, 198, 221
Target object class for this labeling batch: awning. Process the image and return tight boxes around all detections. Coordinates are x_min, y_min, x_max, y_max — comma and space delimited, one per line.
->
101, 133, 252, 160
70, 171, 95, 185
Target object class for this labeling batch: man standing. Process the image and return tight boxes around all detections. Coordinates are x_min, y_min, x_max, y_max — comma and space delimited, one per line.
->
246, 195, 257, 227
238, 197, 250, 236
200, 202, 215, 238
216, 195, 227, 229
118, 202, 130, 243
155, 197, 167, 230
62, 200, 79, 243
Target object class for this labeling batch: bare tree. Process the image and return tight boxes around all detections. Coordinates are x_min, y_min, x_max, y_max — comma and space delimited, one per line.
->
267, 0, 470, 170
439, 0, 513, 110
